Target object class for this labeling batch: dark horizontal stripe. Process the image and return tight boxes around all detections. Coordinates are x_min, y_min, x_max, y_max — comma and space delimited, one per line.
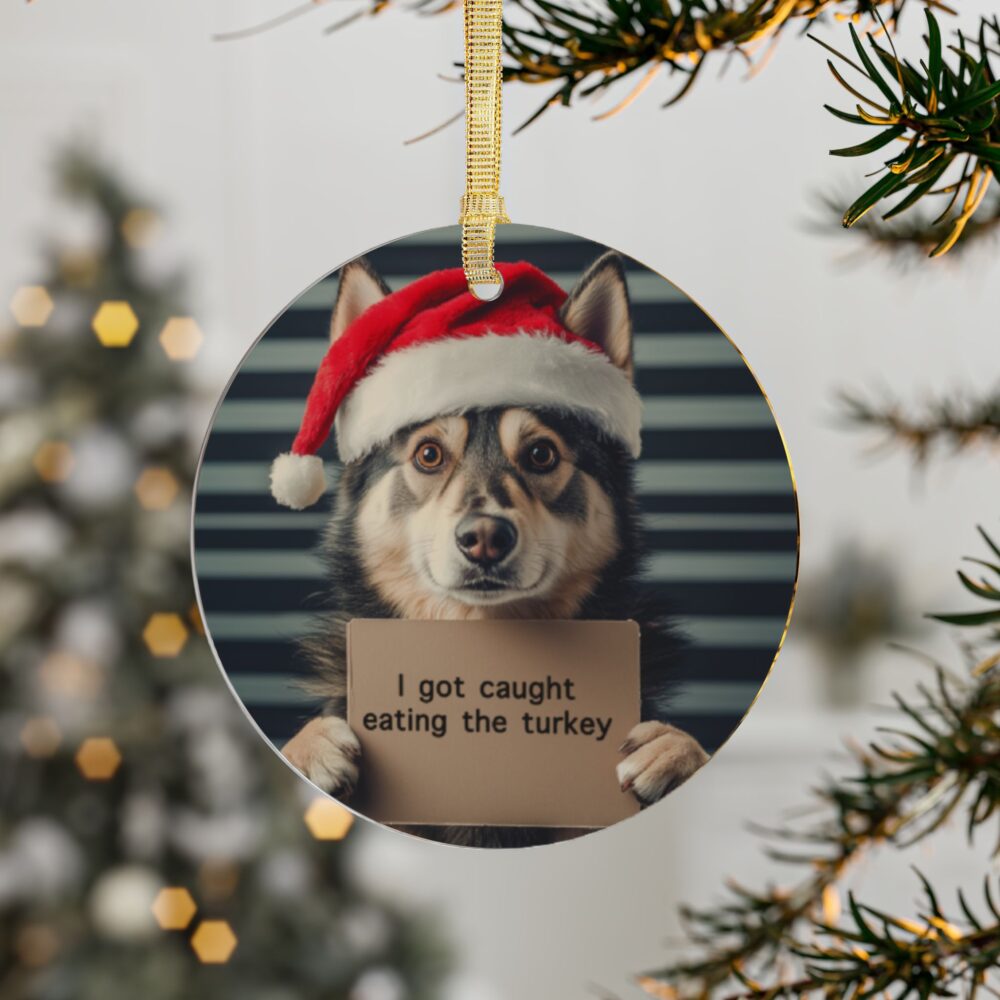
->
365, 239, 645, 277
648, 580, 795, 618
196, 493, 325, 514
262, 301, 717, 341
669, 713, 739, 754
642, 493, 797, 515
642, 529, 797, 552
213, 639, 313, 677
198, 577, 794, 617
200, 427, 787, 464
199, 578, 330, 613
201, 435, 336, 465
195, 526, 796, 554
221, 365, 761, 402
632, 301, 716, 333
635, 367, 762, 397
246, 705, 319, 747
197, 528, 321, 550
212, 639, 780, 687
640, 429, 788, 461
213, 639, 315, 679
671, 647, 778, 686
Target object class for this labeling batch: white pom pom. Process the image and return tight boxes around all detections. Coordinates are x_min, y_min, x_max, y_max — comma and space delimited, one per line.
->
270, 453, 326, 509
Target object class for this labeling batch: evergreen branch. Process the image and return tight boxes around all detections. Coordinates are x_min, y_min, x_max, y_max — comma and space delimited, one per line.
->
794, 877, 1000, 998
503, 0, 931, 128
820, 11, 1000, 256
840, 387, 1000, 460
816, 186, 1000, 263
640, 534, 1000, 998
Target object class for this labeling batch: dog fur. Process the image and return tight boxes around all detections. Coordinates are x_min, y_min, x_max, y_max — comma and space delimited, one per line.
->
282, 253, 709, 847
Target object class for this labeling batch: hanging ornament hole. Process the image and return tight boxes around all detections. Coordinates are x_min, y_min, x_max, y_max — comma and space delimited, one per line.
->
470, 275, 504, 302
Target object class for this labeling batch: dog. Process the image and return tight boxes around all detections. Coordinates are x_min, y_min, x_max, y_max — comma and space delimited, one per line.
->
281, 252, 709, 847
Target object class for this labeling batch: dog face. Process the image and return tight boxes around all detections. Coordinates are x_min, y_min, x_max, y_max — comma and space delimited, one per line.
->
327, 254, 636, 621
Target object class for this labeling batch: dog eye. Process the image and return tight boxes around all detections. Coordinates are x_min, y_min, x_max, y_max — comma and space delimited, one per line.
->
413, 440, 446, 472
524, 439, 559, 473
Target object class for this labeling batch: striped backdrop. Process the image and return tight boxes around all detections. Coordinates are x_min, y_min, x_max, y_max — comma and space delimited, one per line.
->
194, 225, 798, 755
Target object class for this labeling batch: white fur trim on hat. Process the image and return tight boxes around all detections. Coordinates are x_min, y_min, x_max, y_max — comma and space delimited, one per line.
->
334, 332, 642, 463
270, 453, 326, 510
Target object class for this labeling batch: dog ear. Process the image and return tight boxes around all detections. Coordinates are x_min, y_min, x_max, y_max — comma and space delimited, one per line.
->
559, 252, 633, 381
330, 258, 391, 342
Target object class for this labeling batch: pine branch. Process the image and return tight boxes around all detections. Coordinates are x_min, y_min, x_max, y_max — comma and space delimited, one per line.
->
794, 874, 1000, 999
640, 534, 1000, 998
819, 10, 1000, 257
840, 387, 1000, 460
502, 0, 933, 128
816, 188, 1000, 264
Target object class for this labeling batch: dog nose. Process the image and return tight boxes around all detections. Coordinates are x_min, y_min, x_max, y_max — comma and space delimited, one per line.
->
455, 515, 518, 566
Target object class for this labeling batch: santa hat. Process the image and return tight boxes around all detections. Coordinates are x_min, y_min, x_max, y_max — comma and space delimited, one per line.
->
270, 259, 642, 510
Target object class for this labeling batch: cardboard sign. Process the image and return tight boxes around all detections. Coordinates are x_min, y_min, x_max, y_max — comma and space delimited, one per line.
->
347, 619, 641, 828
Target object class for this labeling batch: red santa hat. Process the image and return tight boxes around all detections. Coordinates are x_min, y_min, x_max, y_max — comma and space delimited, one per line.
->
270, 260, 642, 509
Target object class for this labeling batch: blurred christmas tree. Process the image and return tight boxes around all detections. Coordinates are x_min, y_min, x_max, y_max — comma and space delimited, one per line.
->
0, 150, 448, 1000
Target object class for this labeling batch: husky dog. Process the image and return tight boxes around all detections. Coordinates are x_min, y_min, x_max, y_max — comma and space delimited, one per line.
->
281, 253, 708, 847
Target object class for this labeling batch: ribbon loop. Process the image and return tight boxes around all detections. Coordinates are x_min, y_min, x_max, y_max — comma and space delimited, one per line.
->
462, 0, 508, 297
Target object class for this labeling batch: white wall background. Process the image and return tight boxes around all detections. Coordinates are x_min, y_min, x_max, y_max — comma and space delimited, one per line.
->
2, 2, 997, 997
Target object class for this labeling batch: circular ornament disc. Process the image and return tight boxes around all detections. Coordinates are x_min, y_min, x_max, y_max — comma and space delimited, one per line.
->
193, 224, 798, 848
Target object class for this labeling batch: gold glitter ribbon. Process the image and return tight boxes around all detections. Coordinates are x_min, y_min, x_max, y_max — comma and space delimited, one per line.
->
459, 0, 509, 298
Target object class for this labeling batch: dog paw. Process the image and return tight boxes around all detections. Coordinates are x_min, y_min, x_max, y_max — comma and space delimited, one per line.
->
616, 721, 709, 804
282, 716, 361, 797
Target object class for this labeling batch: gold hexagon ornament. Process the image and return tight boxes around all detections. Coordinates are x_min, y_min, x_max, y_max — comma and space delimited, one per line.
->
10, 285, 54, 327
142, 613, 189, 658
91, 301, 139, 348
151, 888, 197, 931
75, 737, 122, 780
190, 920, 237, 964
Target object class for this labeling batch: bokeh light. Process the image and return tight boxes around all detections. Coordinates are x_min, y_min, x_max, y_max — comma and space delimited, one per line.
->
19, 717, 62, 758
92, 301, 139, 348
39, 650, 104, 700
75, 737, 122, 780
151, 887, 197, 931
120, 208, 161, 249
142, 613, 189, 657
159, 317, 203, 361
33, 441, 74, 483
190, 920, 238, 964
304, 798, 354, 841
10, 285, 54, 327
134, 467, 179, 511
